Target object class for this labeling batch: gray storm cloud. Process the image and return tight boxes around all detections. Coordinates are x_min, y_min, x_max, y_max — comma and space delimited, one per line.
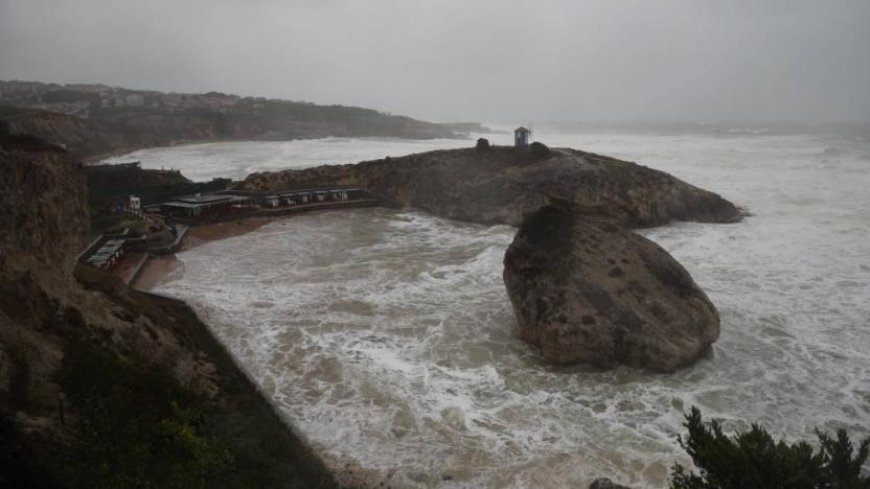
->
1, 0, 868, 123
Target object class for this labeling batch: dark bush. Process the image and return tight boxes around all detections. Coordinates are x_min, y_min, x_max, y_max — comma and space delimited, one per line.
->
530, 141, 552, 159
671, 407, 870, 489
517, 204, 574, 251
476, 137, 490, 150
58, 335, 234, 489
0, 413, 61, 489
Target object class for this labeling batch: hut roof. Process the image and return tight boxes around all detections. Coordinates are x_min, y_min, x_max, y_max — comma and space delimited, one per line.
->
163, 195, 249, 208
176, 194, 231, 204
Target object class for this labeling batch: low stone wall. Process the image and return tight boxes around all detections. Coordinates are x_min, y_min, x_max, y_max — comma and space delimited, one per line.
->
253, 198, 378, 218
147, 225, 189, 255
124, 253, 150, 286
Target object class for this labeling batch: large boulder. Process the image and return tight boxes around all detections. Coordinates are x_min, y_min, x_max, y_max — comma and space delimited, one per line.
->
503, 204, 719, 371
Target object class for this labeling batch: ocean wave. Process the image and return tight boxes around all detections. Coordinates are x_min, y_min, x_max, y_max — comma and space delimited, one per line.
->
153, 131, 870, 488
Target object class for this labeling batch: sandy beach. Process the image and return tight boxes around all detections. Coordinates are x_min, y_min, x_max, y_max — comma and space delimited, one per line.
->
131, 201, 378, 290
133, 217, 279, 290
134, 255, 182, 290
180, 217, 274, 251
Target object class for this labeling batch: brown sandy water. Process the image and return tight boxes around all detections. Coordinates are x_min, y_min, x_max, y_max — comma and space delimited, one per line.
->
144, 132, 870, 487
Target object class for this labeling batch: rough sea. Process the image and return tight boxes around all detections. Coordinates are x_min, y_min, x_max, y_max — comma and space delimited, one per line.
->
109, 127, 870, 487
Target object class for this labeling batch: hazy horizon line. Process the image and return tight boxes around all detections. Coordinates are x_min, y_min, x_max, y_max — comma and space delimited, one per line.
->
2, 77, 869, 128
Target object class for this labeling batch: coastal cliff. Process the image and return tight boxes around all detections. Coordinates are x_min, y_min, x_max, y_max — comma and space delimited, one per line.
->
0, 80, 462, 160
240, 145, 740, 370
0, 135, 339, 488
0, 135, 89, 282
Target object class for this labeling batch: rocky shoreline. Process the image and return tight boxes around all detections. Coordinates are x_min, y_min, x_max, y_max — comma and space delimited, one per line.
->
2, 131, 740, 486
0, 134, 341, 488
240, 143, 741, 370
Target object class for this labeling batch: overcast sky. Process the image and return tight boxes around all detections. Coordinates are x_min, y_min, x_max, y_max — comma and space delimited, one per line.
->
1, 0, 868, 123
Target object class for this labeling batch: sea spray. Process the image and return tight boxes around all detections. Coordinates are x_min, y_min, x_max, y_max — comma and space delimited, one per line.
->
153, 130, 870, 488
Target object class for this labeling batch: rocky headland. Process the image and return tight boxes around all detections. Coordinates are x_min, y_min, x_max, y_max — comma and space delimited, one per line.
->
240, 144, 741, 371
241, 146, 739, 228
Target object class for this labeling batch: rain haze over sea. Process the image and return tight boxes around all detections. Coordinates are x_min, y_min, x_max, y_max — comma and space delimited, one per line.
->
3, 0, 869, 486
126, 127, 870, 487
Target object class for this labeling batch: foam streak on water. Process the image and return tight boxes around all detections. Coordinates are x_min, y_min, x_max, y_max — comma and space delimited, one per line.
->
100, 136, 484, 182
154, 131, 870, 488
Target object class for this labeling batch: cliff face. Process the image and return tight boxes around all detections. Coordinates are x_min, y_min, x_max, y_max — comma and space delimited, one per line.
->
0, 135, 338, 488
0, 136, 89, 282
240, 146, 741, 227
0, 107, 130, 161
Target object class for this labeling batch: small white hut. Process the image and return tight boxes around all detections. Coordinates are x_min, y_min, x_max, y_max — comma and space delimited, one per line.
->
514, 127, 531, 147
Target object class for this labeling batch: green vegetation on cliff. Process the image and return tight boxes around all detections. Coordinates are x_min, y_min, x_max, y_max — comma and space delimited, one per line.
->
1, 133, 343, 489
671, 407, 870, 489
59, 333, 234, 489
0, 267, 342, 489
73, 267, 343, 489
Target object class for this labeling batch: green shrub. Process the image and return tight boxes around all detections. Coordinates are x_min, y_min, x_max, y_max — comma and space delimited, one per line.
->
58, 335, 234, 489
529, 141, 552, 159
671, 407, 870, 489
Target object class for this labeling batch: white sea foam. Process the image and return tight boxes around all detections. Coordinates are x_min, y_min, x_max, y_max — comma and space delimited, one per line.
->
99, 136, 488, 181
152, 130, 870, 488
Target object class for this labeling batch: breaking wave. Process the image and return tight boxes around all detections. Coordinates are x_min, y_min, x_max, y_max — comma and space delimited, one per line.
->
153, 130, 870, 488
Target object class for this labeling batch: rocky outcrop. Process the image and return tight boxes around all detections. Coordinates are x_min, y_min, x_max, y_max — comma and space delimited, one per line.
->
242, 145, 738, 370
0, 135, 89, 283
0, 135, 339, 488
240, 146, 741, 227
503, 205, 719, 371
0, 107, 141, 161
589, 478, 632, 489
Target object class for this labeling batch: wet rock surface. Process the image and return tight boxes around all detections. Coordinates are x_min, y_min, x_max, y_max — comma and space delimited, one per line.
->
0, 135, 89, 281
244, 145, 737, 370
589, 477, 633, 489
0, 135, 340, 488
240, 146, 742, 227
503, 204, 720, 371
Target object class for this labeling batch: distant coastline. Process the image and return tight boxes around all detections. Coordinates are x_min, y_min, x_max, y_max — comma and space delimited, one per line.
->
0, 80, 475, 161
